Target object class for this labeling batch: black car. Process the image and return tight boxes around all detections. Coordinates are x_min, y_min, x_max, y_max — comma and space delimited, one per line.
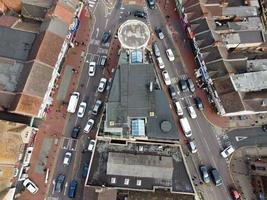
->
168, 85, 177, 101
179, 79, 189, 92
82, 163, 89, 178
262, 124, 267, 132
71, 126, 80, 139
194, 96, 204, 110
101, 32, 111, 43
134, 10, 147, 19
55, 174, 65, 193
147, 0, 156, 9
155, 27, 164, 40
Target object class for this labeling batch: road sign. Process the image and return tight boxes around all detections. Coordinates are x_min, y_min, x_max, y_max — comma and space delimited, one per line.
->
235, 136, 248, 142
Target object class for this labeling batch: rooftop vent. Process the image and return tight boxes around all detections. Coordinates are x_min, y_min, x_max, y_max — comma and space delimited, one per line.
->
124, 178, 129, 185
160, 120, 172, 132
111, 177, 116, 184
109, 121, 115, 126
136, 180, 142, 186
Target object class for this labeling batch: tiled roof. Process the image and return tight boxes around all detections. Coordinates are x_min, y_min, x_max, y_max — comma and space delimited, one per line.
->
12, 94, 42, 116
53, 2, 74, 26
0, 15, 18, 27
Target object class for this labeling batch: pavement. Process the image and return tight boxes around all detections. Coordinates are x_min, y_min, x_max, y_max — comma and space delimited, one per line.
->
17, 6, 92, 200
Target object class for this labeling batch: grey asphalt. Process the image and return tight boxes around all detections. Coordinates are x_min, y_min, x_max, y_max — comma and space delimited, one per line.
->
47, 0, 122, 199
225, 127, 267, 148
146, 4, 233, 200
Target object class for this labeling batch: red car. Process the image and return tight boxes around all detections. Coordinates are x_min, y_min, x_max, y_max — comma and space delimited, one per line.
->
231, 189, 241, 200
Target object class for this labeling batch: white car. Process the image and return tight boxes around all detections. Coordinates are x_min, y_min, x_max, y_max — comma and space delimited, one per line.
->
77, 102, 87, 118
189, 139, 197, 154
166, 49, 175, 61
88, 62, 96, 76
221, 145, 235, 158
23, 178, 39, 194
156, 57, 165, 69
97, 78, 107, 92
162, 70, 171, 85
187, 106, 197, 119
88, 140, 96, 151
84, 119, 94, 133
63, 152, 72, 165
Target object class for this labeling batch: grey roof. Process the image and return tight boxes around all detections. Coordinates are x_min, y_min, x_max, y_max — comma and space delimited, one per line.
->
21, 0, 53, 20
105, 63, 179, 140
0, 26, 36, 61
222, 6, 258, 17
87, 140, 194, 194
40, 17, 68, 39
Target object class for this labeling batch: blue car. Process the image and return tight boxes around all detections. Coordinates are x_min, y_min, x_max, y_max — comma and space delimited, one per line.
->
82, 163, 89, 178
68, 180, 78, 198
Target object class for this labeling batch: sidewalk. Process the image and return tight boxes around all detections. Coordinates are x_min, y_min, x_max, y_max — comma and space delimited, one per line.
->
18, 7, 91, 200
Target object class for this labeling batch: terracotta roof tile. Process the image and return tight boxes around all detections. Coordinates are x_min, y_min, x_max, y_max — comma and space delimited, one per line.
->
53, 2, 74, 26
13, 94, 42, 116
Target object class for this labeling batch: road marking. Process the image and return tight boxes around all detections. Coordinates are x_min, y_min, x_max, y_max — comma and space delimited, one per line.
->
63, 182, 68, 196
235, 136, 248, 142
104, 19, 109, 29
203, 139, 211, 153
61, 138, 70, 149
96, 28, 99, 38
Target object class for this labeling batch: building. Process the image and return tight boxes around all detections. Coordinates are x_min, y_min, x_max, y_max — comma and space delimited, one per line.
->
0, 0, 81, 118
176, 0, 267, 116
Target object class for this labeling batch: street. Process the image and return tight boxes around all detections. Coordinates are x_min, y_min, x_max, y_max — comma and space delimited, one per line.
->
46, 1, 234, 199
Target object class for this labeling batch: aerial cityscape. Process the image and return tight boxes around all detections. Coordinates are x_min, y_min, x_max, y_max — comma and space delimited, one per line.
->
0, 0, 267, 200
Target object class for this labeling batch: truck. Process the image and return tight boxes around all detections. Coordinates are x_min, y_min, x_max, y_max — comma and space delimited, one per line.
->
67, 92, 80, 113
179, 117, 192, 137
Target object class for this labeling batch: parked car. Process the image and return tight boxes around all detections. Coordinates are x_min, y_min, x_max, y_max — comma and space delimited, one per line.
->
100, 55, 107, 66
220, 145, 235, 158
101, 31, 111, 43
231, 189, 241, 200
152, 42, 161, 57
166, 48, 175, 61
82, 163, 89, 178
179, 79, 189, 92
71, 126, 80, 139
147, 0, 156, 9
68, 180, 78, 198
92, 100, 102, 115
84, 119, 94, 133
155, 27, 164, 40
23, 178, 39, 194
175, 101, 183, 116
55, 174, 65, 193
262, 124, 267, 132
134, 10, 147, 19
77, 102, 87, 118
188, 138, 197, 153
156, 56, 165, 69
97, 78, 107, 92
63, 151, 72, 166
162, 70, 171, 85
88, 140, 96, 151
199, 165, 210, 183
88, 62, 96, 76
194, 96, 204, 111
187, 106, 197, 119
187, 78, 195, 92
168, 85, 177, 101
210, 168, 222, 186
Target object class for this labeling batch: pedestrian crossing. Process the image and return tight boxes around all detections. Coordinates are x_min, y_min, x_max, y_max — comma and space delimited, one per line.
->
61, 137, 78, 151
87, 0, 97, 10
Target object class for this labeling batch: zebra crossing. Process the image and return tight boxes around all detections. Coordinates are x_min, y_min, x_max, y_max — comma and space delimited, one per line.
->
87, 0, 97, 9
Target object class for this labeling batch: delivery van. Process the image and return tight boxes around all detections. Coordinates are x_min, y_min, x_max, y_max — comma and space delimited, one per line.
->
67, 92, 80, 113
179, 117, 192, 137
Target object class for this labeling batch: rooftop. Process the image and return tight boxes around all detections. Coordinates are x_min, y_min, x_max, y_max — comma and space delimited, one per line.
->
104, 63, 179, 140
230, 71, 267, 92
86, 140, 194, 194
118, 20, 150, 49
0, 26, 36, 61
222, 6, 258, 17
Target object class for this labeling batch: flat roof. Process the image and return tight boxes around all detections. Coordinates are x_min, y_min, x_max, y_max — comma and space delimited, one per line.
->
228, 17, 263, 31
230, 71, 267, 92
104, 63, 179, 140
247, 59, 267, 72
222, 6, 258, 17
86, 140, 194, 194
0, 26, 36, 61
223, 31, 263, 45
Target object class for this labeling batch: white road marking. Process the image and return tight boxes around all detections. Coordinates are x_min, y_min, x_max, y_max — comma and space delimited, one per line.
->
235, 136, 248, 142
63, 182, 68, 195
96, 28, 99, 38
104, 19, 109, 28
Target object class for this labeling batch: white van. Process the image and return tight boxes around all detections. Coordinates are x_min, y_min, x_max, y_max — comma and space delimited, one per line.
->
67, 92, 80, 113
175, 101, 183, 116
179, 117, 192, 137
